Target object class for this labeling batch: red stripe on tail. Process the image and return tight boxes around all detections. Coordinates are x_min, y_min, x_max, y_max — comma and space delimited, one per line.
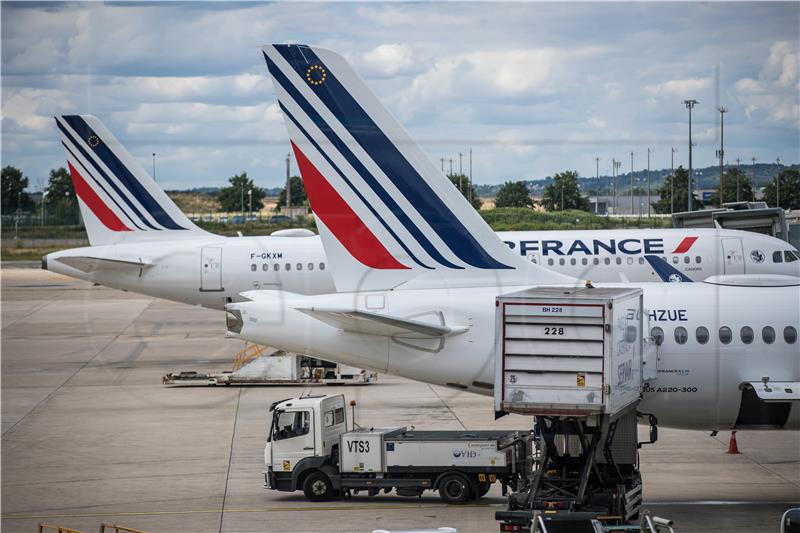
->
68, 162, 132, 232
672, 236, 698, 254
291, 142, 408, 270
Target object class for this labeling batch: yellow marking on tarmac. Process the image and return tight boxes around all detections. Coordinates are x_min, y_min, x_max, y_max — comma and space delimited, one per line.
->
1, 503, 492, 520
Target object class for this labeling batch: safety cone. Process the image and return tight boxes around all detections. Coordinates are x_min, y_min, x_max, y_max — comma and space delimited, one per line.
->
726, 431, 740, 454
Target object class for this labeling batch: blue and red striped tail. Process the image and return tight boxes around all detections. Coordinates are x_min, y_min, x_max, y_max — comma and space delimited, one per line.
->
263, 44, 576, 291
55, 115, 210, 246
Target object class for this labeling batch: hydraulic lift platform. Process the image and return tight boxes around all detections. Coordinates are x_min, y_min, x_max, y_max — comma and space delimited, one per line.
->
493, 287, 661, 532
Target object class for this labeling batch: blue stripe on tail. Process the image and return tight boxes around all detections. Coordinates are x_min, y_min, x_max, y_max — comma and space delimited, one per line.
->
61, 116, 186, 231
271, 45, 511, 270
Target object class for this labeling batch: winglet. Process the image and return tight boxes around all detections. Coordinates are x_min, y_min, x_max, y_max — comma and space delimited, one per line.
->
644, 255, 694, 283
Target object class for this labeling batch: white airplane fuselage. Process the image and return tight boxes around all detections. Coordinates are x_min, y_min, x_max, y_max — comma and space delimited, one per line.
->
227, 280, 800, 431
46, 228, 800, 310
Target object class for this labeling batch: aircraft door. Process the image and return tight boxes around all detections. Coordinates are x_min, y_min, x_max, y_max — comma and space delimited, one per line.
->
721, 238, 745, 274
200, 247, 223, 291
270, 409, 316, 471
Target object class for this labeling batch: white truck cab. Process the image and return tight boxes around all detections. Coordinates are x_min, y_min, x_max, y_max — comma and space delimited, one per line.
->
264, 394, 531, 503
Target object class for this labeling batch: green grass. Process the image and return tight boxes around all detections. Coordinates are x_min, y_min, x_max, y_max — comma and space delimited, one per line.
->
1, 246, 66, 262
480, 208, 671, 231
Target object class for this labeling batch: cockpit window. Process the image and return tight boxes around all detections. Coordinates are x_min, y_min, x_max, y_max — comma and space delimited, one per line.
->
772, 251, 783, 263
784, 250, 798, 262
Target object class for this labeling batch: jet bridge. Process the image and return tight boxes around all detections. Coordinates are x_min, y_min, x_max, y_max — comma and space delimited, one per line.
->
494, 287, 658, 530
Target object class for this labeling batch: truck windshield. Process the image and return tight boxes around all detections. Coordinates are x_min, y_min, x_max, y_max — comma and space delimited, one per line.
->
271, 410, 310, 441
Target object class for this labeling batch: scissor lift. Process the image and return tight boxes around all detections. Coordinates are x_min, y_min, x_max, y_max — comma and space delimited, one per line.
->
493, 287, 659, 532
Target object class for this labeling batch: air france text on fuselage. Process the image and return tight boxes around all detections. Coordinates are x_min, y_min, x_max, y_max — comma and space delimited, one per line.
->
506, 238, 667, 256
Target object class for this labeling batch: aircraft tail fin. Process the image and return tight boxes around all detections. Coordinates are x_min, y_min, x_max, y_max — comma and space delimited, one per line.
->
54, 115, 211, 246
262, 44, 576, 291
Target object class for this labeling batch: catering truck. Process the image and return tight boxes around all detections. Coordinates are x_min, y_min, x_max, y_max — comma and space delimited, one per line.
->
263, 394, 531, 503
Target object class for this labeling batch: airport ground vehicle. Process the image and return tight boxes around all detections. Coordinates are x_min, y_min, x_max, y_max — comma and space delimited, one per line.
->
495, 287, 657, 531
263, 394, 531, 503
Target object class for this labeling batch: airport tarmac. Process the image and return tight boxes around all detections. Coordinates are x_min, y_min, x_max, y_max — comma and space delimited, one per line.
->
2, 267, 798, 533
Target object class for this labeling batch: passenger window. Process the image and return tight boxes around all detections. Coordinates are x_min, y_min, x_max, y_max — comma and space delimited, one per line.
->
593, 258, 599, 265
604, 258, 611, 265
695, 256, 701, 263
772, 251, 783, 263
320, 262, 325, 270
250, 264, 257, 272
784, 251, 798, 262
285, 263, 291, 271
674, 326, 688, 345
740, 326, 754, 344
559, 258, 565, 266
627, 257, 634, 265
297, 263, 303, 271
582, 258, 588, 266
548, 258, 554, 266
324, 410, 334, 428
684, 256, 690, 264
718, 326, 732, 345
784, 326, 797, 344
273, 263, 280, 271
570, 258, 576, 266
638, 257, 644, 265
651, 326, 664, 346
695, 326, 709, 344
334, 407, 345, 425
672, 256, 679, 264
273, 410, 310, 441
616, 257, 622, 265
308, 263, 314, 271
262, 263, 269, 271
762, 326, 776, 344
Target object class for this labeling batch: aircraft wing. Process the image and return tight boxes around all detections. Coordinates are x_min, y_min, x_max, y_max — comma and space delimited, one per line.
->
54, 255, 153, 273
295, 307, 467, 338
744, 381, 800, 402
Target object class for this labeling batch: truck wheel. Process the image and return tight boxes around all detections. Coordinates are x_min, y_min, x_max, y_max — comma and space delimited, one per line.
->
438, 473, 472, 504
303, 471, 335, 502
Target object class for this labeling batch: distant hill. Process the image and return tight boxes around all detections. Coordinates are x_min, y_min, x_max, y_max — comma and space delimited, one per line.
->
476, 163, 792, 196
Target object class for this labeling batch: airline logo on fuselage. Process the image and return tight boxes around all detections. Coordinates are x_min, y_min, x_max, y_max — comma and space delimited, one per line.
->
505, 237, 698, 257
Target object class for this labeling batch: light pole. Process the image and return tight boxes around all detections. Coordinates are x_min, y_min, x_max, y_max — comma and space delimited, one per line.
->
751, 157, 757, 202
614, 159, 621, 214
458, 152, 463, 192
41, 190, 48, 226
646, 148, 652, 218
735, 157, 741, 202
670, 148, 677, 214
629, 151, 634, 216
240, 181, 244, 222
248, 188, 253, 220
594, 157, 600, 214
440, 157, 445, 174
776, 157, 781, 208
610, 158, 616, 214
152, 153, 156, 182
716, 107, 728, 207
449, 158, 453, 177
468, 148, 473, 205
683, 99, 698, 211
286, 153, 292, 221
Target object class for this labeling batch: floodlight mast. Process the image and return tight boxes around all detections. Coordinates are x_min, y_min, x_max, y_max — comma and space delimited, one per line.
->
716, 106, 728, 207
684, 99, 698, 211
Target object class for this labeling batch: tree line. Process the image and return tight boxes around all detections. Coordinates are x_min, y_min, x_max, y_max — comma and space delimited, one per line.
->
3, 163, 799, 219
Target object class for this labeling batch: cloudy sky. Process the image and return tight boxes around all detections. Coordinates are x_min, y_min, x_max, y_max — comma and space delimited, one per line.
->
2, 1, 798, 191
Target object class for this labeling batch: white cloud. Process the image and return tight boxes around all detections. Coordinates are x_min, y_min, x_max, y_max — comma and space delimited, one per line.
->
733, 40, 799, 127
645, 77, 712, 97
361, 43, 417, 77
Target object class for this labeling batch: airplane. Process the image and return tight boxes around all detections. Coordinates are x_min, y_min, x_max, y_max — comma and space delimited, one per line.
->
224, 43, 800, 432
44, 116, 799, 310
